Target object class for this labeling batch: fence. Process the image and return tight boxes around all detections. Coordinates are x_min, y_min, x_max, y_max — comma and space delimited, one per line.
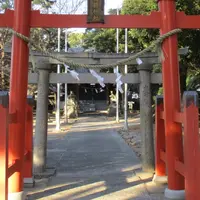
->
0, 92, 34, 200
155, 91, 199, 199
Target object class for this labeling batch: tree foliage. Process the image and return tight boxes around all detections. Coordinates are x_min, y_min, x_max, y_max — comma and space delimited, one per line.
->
83, 28, 117, 53
122, 0, 200, 94
0, 0, 86, 92
68, 32, 84, 48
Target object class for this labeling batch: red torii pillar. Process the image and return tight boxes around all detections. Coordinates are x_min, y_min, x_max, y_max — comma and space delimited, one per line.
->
8, 0, 31, 199
1, 0, 200, 199
158, 0, 184, 198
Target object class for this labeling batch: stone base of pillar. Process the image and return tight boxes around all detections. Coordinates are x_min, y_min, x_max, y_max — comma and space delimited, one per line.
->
24, 177, 35, 188
8, 191, 26, 200
135, 169, 154, 181
164, 188, 185, 200
34, 167, 56, 179
152, 174, 168, 184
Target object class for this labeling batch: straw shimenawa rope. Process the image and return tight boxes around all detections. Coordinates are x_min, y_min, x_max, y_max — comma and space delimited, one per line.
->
8, 28, 182, 69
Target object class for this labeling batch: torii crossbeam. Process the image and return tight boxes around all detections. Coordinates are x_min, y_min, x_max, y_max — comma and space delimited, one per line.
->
1, 0, 200, 199
1, 9, 200, 29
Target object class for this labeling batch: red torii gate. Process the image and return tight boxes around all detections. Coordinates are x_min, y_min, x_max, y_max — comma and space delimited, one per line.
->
0, 0, 200, 199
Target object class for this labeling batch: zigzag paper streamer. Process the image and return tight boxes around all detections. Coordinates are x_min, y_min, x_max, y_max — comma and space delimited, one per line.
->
89, 69, 105, 88
114, 67, 124, 93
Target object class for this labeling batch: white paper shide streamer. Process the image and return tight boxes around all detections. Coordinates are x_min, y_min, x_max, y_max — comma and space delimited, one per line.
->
64, 64, 79, 81
70, 70, 80, 81
114, 67, 123, 93
136, 58, 143, 65
89, 69, 105, 88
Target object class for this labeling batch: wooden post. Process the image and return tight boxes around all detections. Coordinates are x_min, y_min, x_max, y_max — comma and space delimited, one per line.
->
183, 91, 200, 200
0, 92, 9, 200
153, 95, 167, 184
24, 96, 34, 187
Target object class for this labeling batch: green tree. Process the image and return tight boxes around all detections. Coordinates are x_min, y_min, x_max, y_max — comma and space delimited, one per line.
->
83, 28, 117, 53
0, 0, 85, 92
122, 0, 158, 52
176, 1, 200, 93
122, 0, 200, 95
82, 8, 128, 53
68, 32, 84, 48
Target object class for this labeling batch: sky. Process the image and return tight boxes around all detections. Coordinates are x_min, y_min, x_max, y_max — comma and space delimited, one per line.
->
47, 0, 124, 15
105, 0, 123, 13
67, 0, 124, 33
75, 0, 124, 14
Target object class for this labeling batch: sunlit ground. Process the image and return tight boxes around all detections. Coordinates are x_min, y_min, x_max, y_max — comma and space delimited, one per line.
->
26, 112, 165, 200
26, 165, 164, 200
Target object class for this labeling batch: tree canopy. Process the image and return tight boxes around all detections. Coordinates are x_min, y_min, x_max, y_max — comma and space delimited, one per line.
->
0, 0, 86, 92
83, 0, 200, 93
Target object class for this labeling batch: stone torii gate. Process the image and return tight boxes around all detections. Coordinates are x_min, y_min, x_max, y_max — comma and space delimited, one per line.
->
25, 49, 186, 131
31, 60, 162, 179
29, 49, 185, 189
0, 0, 200, 199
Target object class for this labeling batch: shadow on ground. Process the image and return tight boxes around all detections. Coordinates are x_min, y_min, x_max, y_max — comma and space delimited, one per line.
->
27, 115, 164, 200
27, 167, 157, 200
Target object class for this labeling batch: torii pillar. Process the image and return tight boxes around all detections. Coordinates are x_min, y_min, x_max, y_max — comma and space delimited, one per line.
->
8, 0, 31, 199
156, 0, 184, 199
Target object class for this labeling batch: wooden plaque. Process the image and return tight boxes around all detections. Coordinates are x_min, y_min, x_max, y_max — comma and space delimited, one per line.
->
87, 0, 104, 23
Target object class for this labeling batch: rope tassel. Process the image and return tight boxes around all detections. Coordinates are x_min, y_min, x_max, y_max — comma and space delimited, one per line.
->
157, 44, 165, 62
